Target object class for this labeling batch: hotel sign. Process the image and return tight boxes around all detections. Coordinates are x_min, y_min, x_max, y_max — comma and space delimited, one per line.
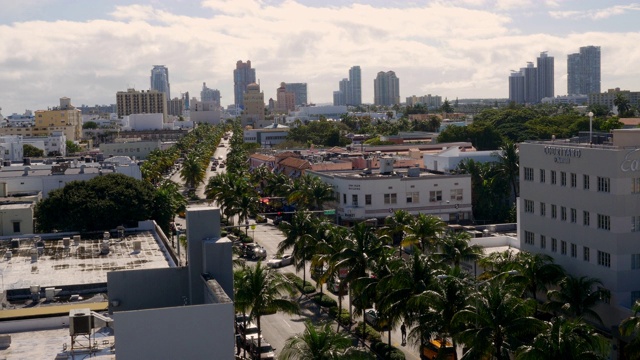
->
621, 149, 640, 172
544, 146, 582, 164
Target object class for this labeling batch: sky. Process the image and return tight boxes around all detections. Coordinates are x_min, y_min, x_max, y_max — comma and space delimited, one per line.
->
0, 0, 639, 115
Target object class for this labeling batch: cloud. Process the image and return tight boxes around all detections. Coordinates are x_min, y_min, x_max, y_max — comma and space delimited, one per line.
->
549, 3, 640, 20
0, 1, 639, 114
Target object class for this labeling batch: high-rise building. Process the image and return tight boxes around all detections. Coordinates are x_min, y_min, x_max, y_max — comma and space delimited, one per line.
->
275, 83, 296, 114
234, 60, 256, 109
201, 82, 221, 105
374, 71, 400, 106
567, 46, 601, 95
509, 71, 525, 104
150, 65, 170, 101
523, 63, 538, 104
116, 88, 167, 120
348, 66, 362, 106
241, 83, 265, 126
537, 52, 554, 101
284, 83, 307, 106
168, 97, 184, 116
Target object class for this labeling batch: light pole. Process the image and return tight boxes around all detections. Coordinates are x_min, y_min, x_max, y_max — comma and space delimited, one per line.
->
588, 111, 594, 144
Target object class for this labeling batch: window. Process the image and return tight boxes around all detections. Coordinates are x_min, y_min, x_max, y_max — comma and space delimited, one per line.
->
343, 194, 347, 204
540, 202, 546, 216
633, 178, 640, 193
450, 189, 463, 201
540, 235, 546, 249
429, 191, 442, 202
571, 243, 577, 258
597, 214, 611, 230
551, 238, 558, 252
597, 251, 611, 268
525, 231, 535, 245
561, 240, 567, 255
524, 167, 534, 181
406, 192, 419, 204
524, 200, 534, 213
551, 205, 557, 219
352, 194, 358, 206
632, 254, 640, 269
583, 174, 590, 190
384, 193, 397, 204
571, 173, 577, 188
12, 221, 20, 233
571, 208, 577, 223
583, 211, 590, 226
551, 170, 557, 185
539, 169, 546, 183
633, 216, 640, 232
597, 177, 610, 193
561, 172, 567, 186
584, 247, 590, 262
561, 207, 567, 221
365, 194, 372, 205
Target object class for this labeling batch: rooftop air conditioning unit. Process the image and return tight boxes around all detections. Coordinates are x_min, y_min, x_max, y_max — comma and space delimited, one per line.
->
69, 309, 93, 336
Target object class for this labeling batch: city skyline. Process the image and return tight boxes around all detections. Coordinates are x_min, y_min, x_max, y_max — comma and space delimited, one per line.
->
1, 0, 639, 114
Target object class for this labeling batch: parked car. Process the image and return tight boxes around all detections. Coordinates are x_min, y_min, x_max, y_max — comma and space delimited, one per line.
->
327, 276, 347, 295
272, 216, 283, 226
364, 308, 389, 331
420, 338, 455, 360
244, 245, 267, 260
310, 265, 328, 281
266, 254, 293, 268
248, 338, 276, 360
237, 322, 262, 347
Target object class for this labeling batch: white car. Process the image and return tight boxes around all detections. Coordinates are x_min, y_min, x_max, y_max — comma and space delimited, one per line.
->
266, 254, 293, 268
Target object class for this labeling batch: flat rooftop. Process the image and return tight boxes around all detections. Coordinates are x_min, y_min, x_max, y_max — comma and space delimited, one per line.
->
0, 231, 174, 293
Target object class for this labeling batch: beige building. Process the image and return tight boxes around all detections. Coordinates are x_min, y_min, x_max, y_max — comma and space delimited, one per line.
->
0, 203, 34, 236
242, 83, 265, 127
32, 97, 82, 141
116, 88, 167, 120
276, 82, 295, 114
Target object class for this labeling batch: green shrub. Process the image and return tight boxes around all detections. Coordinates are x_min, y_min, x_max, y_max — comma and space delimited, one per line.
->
220, 230, 228, 237
355, 322, 381, 342
370, 341, 405, 360
329, 307, 351, 326
312, 293, 337, 308
284, 273, 315, 294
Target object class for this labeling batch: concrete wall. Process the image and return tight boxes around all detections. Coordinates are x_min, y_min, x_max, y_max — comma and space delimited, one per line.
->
113, 302, 235, 360
107, 267, 189, 313
186, 207, 222, 305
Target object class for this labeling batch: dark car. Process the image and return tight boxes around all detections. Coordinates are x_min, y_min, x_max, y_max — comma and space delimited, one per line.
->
244, 244, 267, 260
248, 338, 275, 360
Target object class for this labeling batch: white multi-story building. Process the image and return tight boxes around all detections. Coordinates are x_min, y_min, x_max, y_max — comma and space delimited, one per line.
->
0, 131, 67, 160
243, 125, 289, 148
423, 146, 499, 173
519, 128, 640, 327
308, 157, 472, 224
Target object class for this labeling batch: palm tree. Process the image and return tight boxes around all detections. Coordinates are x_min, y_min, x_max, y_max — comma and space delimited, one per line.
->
434, 231, 482, 269
408, 268, 472, 360
620, 300, 640, 360
279, 321, 373, 360
511, 252, 564, 311
494, 141, 519, 203
234, 262, 299, 354
382, 209, 413, 248
453, 281, 543, 360
546, 275, 607, 325
152, 179, 187, 234
614, 92, 631, 116
516, 316, 608, 360
403, 213, 446, 253
180, 153, 206, 191
289, 174, 335, 211
278, 211, 320, 289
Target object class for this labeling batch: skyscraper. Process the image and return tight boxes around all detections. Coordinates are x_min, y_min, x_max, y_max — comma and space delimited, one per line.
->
374, 71, 400, 106
348, 66, 362, 106
537, 52, 554, 101
509, 71, 525, 104
201, 82, 221, 105
523, 63, 538, 104
234, 60, 256, 109
150, 65, 170, 101
284, 83, 308, 106
567, 46, 601, 95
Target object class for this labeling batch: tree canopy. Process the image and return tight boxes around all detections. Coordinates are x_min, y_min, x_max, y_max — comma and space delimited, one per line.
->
23, 144, 44, 157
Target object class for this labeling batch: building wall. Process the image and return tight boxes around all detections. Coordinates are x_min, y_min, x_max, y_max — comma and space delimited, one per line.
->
108, 267, 189, 312
374, 71, 400, 106
242, 83, 265, 126
519, 138, 640, 325
423, 148, 498, 173
234, 60, 256, 109
127, 113, 164, 131
113, 302, 234, 360
99, 141, 160, 160
116, 89, 167, 120
34, 107, 81, 141
0, 204, 34, 236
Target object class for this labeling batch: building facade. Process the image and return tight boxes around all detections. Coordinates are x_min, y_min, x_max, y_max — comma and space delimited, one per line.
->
406, 94, 442, 109
348, 66, 362, 106
537, 51, 554, 101
284, 83, 308, 106
167, 97, 184, 117
509, 71, 525, 104
308, 159, 472, 225
116, 89, 167, 120
201, 82, 221, 105
374, 71, 400, 106
241, 83, 265, 126
233, 60, 256, 109
275, 82, 296, 114
34, 97, 82, 141
519, 129, 640, 327
589, 88, 640, 112
567, 46, 601, 95
150, 65, 170, 101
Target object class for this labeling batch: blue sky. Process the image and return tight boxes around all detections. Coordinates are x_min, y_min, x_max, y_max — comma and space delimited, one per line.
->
0, 0, 639, 114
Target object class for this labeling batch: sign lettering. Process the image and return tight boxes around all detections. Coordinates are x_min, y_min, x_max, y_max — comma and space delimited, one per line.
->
621, 149, 640, 172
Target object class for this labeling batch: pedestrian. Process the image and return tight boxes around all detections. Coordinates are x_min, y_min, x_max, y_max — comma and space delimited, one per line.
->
400, 321, 407, 343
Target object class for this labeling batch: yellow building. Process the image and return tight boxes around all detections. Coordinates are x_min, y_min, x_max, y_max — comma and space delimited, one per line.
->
116, 88, 167, 120
242, 83, 265, 126
33, 97, 82, 141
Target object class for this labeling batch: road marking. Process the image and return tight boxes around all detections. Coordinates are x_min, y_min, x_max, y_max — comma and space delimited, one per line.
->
282, 319, 292, 329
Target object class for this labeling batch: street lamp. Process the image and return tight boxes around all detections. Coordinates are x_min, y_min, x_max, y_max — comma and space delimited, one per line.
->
588, 111, 594, 144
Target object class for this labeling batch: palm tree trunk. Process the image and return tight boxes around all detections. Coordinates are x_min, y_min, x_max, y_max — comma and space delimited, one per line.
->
361, 309, 366, 347
387, 327, 392, 359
